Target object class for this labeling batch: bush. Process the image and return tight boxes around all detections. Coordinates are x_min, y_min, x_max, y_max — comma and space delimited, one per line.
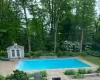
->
6, 75, 12, 79
0, 74, 4, 80
57, 51, 63, 57
81, 51, 88, 56
27, 73, 34, 78
96, 67, 100, 73
42, 52, 56, 56
78, 69, 87, 74
25, 53, 31, 58
9, 70, 29, 80
64, 69, 76, 75
63, 51, 80, 56
87, 69, 93, 74
32, 51, 41, 57
40, 71, 47, 77
0, 50, 7, 57
84, 50, 100, 57
42, 77, 47, 80
73, 73, 84, 79
48, 52, 56, 56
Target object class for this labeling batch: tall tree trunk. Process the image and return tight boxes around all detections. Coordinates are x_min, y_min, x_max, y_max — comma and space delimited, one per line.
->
23, 4, 31, 53
53, 0, 57, 53
54, 23, 57, 53
80, 27, 84, 53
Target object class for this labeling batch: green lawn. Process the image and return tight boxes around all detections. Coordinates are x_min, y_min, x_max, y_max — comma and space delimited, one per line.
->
78, 56, 100, 66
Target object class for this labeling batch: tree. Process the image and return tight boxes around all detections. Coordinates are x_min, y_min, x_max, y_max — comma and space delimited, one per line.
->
18, 0, 31, 53
75, 0, 95, 53
0, 0, 21, 50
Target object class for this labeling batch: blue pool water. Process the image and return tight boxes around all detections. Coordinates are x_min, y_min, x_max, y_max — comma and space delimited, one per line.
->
16, 58, 91, 71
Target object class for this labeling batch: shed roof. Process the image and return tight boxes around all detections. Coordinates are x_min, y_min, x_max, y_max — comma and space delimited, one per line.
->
7, 43, 24, 49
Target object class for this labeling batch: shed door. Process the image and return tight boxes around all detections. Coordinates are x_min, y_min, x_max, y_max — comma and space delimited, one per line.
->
11, 50, 15, 58
16, 50, 20, 58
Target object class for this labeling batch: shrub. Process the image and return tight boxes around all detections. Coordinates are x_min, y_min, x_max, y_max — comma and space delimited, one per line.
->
81, 51, 88, 56
40, 71, 47, 77
84, 50, 100, 57
78, 69, 87, 74
9, 70, 29, 80
57, 51, 63, 57
6, 75, 12, 79
42, 77, 47, 80
0, 74, 4, 80
25, 53, 31, 58
64, 69, 76, 75
87, 69, 93, 74
48, 52, 56, 56
0, 50, 7, 57
63, 51, 79, 56
27, 73, 34, 78
33, 51, 41, 57
96, 67, 100, 73
73, 73, 84, 79
42, 52, 56, 56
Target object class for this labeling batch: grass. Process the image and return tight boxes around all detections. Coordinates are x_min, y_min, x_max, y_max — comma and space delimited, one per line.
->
78, 56, 100, 66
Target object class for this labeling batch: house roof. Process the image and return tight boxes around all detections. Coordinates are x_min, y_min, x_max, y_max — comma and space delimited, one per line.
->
7, 43, 24, 49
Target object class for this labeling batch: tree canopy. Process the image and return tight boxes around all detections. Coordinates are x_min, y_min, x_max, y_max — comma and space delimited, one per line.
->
0, 0, 99, 53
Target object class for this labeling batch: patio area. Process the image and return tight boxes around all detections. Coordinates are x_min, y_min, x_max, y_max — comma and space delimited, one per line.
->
47, 70, 70, 80
0, 59, 18, 76
71, 76, 100, 80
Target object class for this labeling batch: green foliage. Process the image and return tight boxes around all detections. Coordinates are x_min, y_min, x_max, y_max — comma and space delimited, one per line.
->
31, 51, 41, 57
25, 53, 31, 58
63, 51, 80, 56
0, 0, 96, 53
0, 74, 4, 80
40, 71, 47, 77
57, 51, 63, 57
42, 77, 47, 80
0, 50, 7, 57
73, 73, 84, 79
96, 67, 100, 73
6, 75, 12, 79
47, 52, 56, 56
78, 69, 87, 74
9, 70, 29, 80
87, 69, 93, 74
78, 69, 93, 74
62, 41, 80, 52
27, 73, 34, 78
64, 69, 76, 75
57, 51, 80, 57
42, 52, 56, 56
83, 50, 100, 57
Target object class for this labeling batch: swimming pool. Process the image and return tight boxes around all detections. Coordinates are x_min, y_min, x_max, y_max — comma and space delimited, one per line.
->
16, 58, 91, 71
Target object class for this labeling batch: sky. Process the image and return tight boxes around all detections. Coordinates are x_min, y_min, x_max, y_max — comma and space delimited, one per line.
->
96, 0, 100, 16
26, 0, 100, 18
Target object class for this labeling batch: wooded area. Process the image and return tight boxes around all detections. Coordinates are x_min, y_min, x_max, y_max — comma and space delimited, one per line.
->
0, 0, 100, 53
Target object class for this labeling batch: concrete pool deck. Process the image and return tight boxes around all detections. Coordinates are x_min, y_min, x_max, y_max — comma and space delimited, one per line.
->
0, 59, 19, 76
0, 57, 98, 76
